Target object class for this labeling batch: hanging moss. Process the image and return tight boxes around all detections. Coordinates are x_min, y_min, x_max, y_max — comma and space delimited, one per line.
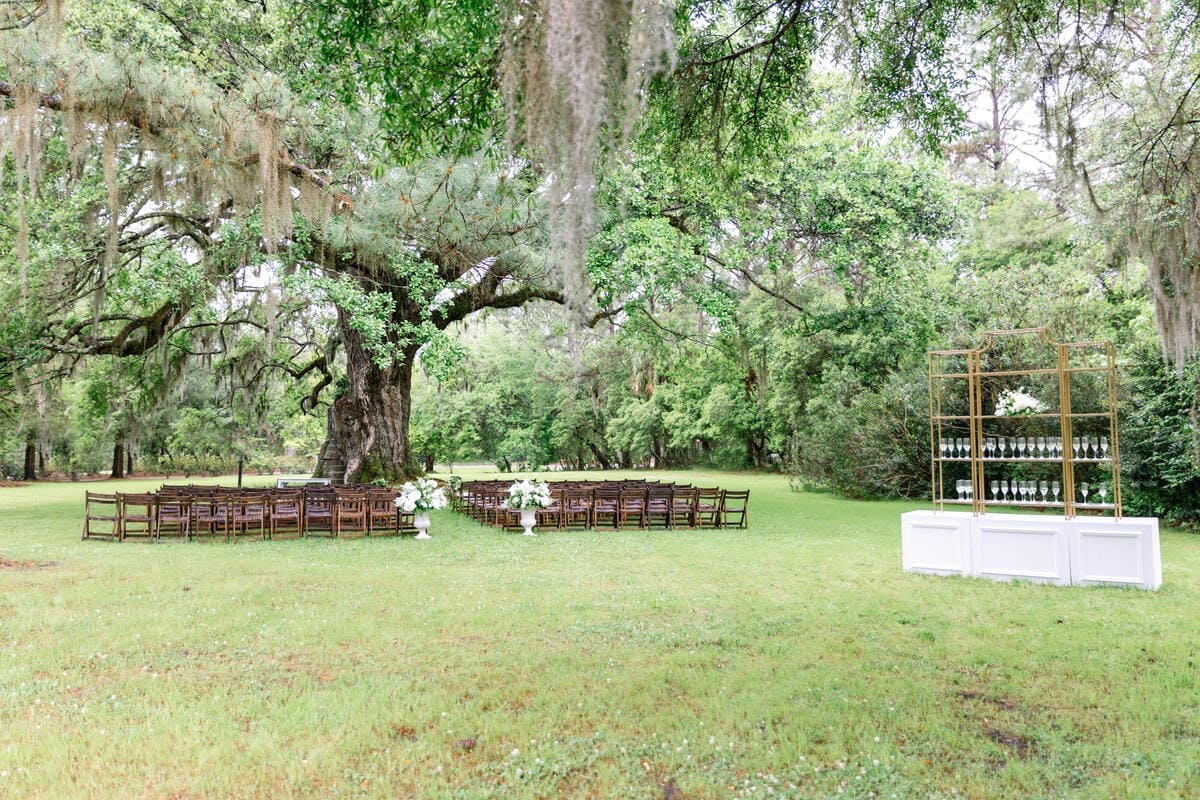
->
98, 122, 119, 337
256, 112, 279, 251
500, 0, 674, 316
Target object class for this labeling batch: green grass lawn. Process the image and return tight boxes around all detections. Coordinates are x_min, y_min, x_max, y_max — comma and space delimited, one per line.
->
1, 470, 1197, 799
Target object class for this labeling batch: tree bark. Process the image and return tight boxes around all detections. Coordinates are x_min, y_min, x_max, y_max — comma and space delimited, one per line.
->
588, 442, 611, 469
23, 440, 36, 481
322, 306, 421, 484
111, 440, 125, 478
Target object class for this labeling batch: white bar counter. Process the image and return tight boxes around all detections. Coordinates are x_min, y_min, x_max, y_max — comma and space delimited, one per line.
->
901, 510, 1161, 590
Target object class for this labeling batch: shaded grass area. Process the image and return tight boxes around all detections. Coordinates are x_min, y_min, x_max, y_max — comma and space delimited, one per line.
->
1, 471, 1198, 798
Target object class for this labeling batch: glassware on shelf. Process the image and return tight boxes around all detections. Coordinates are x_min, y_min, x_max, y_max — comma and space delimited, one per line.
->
939, 437, 949, 458
998, 436, 1008, 457
1072, 436, 1082, 458
1097, 482, 1108, 505
1052, 481, 1060, 503
1039, 480, 1049, 503
985, 437, 996, 458
1080, 482, 1090, 504
1100, 436, 1109, 459
1000, 479, 1010, 501
954, 438, 965, 459
1036, 436, 1046, 458
1081, 435, 1091, 459
990, 480, 999, 501
1016, 437, 1026, 458
962, 438, 971, 459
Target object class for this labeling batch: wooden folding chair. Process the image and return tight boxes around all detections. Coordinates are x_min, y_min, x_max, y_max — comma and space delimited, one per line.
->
229, 493, 266, 541
592, 487, 620, 529
645, 486, 674, 529
156, 493, 191, 540
695, 488, 722, 528
191, 492, 231, 541
536, 488, 565, 530
618, 487, 648, 529
267, 491, 303, 539
719, 490, 749, 529
303, 490, 336, 537
334, 491, 369, 538
561, 488, 593, 530
82, 492, 120, 541
367, 489, 400, 536
119, 493, 158, 541
670, 487, 698, 529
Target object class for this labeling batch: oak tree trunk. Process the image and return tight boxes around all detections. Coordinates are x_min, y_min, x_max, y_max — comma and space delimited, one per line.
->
319, 307, 420, 484
23, 440, 36, 481
111, 440, 125, 478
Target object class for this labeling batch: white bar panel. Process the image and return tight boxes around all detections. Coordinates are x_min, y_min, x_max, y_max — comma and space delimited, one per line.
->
972, 517, 1071, 585
901, 511, 972, 575
1069, 517, 1162, 590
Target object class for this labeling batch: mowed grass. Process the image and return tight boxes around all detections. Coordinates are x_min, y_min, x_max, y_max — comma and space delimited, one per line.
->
1, 471, 1198, 800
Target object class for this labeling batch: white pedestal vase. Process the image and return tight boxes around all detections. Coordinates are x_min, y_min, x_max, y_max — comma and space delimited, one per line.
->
520, 508, 537, 536
413, 512, 432, 540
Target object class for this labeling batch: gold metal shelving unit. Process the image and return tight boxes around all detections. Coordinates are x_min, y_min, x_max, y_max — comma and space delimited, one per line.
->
928, 328, 1121, 518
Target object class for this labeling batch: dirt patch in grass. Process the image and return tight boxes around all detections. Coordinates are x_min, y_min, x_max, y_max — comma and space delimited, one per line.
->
957, 689, 1036, 761
0, 480, 30, 487
983, 724, 1035, 758
956, 689, 1022, 712
0, 557, 56, 570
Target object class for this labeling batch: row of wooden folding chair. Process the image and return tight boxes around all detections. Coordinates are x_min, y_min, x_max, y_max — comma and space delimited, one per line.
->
83, 486, 418, 542
456, 481, 750, 530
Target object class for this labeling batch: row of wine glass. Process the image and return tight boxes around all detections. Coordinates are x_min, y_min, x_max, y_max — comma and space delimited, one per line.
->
939, 435, 1110, 461
951, 479, 1110, 505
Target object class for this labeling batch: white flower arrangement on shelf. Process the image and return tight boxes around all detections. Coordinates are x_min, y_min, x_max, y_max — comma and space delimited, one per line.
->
394, 477, 448, 513
994, 387, 1047, 416
506, 479, 553, 510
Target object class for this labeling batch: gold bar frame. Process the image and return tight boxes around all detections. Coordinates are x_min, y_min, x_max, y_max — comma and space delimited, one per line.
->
927, 328, 1121, 519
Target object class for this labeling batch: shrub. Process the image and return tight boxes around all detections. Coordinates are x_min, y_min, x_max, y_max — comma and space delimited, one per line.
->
789, 364, 931, 499
1121, 350, 1200, 527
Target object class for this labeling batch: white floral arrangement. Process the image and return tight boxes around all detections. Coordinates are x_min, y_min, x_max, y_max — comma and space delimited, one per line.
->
394, 477, 448, 513
506, 479, 553, 510
994, 387, 1047, 416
